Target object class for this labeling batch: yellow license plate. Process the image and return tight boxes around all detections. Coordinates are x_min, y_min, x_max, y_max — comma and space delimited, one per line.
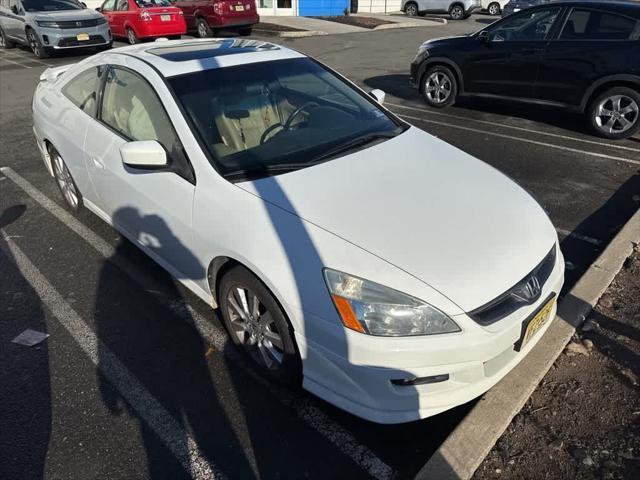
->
236, 5, 245, 11
76, 33, 89, 41
517, 296, 555, 351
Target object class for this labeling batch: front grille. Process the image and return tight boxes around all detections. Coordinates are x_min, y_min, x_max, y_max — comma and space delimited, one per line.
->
469, 245, 557, 326
56, 19, 102, 29
58, 35, 106, 47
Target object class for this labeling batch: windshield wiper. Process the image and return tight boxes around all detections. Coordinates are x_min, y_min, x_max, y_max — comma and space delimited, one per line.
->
312, 130, 400, 163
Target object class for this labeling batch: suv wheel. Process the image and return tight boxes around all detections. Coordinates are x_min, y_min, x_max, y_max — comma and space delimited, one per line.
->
196, 18, 212, 38
588, 87, 640, 140
405, 2, 419, 16
0, 26, 16, 49
488, 2, 501, 15
27, 29, 49, 58
422, 65, 458, 108
449, 4, 465, 20
219, 265, 301, 385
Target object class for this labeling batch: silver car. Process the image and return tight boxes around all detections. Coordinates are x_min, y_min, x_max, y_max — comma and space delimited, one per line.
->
0, 0, 111, 58
403, 0, 482, 20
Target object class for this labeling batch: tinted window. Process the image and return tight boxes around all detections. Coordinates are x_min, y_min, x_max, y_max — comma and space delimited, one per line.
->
135, 0, 171, 6
169, 58, 403, 181
560, 9, 638, 40
100, 67, 190, 177
101, 0, 116, 9
115, 0, 128, 10
62, 67, 100, 117
21, 0, 83, 11
490, 7, 561, 41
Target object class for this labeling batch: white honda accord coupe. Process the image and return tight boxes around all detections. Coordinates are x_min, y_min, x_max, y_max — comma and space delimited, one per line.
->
32, 39, 564, 424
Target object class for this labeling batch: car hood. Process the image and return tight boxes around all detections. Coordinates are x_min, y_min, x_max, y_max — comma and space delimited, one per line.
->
238, 127, 557, 312
33, 9, 102, 22
421, 35, 471, 49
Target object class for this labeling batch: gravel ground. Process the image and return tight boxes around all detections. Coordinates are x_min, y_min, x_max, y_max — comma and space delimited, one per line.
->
475, 245, 640, 480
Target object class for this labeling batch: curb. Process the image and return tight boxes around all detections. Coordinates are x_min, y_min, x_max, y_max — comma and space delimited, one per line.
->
373, 20, 444, 30
415, 208, 640, 480
253, 29, 328, 38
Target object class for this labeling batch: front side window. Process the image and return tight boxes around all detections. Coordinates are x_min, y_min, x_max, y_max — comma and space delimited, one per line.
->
560, 9, 639, 40
62, 67, 100, 117
489, 7, 561, 42
21, 0, 83, 11
115, 0, 128, 10
169, 58, 403, 181
101, 0, 116, 10
100, 67, 189, 176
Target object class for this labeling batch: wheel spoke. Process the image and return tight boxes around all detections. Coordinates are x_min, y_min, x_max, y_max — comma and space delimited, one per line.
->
229, 318, 249, 333
612, 96, 622, 111
250, 294, 260, 320
603, 116, 616, 133
257, 344, 275, 369
621, 103, 638, 115
228, 296, 249, 321
263, 330, 284, 350
618, 116, 632, 129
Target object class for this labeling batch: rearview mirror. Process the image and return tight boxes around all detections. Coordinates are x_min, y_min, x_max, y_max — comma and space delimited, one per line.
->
478, 30, 490, 43
120, 141, 167, 169
95, 6, 102, 11
369, 89, 386, 104
11, 5, 19, 14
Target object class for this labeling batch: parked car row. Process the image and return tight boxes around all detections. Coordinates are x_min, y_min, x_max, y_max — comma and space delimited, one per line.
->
0, 0, 258, 57
402, 0, 510, 20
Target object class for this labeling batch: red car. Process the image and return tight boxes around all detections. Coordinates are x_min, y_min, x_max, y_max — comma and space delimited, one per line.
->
171, 0, 259, 37
98, 0, 187, 45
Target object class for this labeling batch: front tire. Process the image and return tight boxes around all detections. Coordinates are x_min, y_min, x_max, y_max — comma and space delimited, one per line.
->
588, 87, 640, 140
27, 29, 49, 58
421, 65, 458, 108
405, 2, 419, 16
488, 2, 501, 15
449, 4, 465, 20
50, 146, 83, 213
219, 265, 301, 385
196, 18, 213, 38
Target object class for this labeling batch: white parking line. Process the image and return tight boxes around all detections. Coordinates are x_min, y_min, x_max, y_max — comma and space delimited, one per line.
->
0, 55, 33, 69
388, 102, 640, 154
398, 113, 640, 166
555, 228, 603, 246
0, 231, 222, 480
0, 166, 395, 480
0, 49, 54, 67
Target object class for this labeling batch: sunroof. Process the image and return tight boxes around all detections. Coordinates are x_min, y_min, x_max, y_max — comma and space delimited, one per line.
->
148, 40, 280, 62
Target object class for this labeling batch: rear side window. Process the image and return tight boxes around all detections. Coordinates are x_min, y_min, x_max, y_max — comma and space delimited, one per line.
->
560, 9, 639, 40
62, 67, 100, 117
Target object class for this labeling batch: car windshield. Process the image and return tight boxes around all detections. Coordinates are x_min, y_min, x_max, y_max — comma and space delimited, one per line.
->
169, 58, 405, 181
21, 0, 83, 11
134, 0, 171, 7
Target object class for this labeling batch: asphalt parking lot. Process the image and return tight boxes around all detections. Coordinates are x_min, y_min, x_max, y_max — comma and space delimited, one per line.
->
1, 16, 639, 480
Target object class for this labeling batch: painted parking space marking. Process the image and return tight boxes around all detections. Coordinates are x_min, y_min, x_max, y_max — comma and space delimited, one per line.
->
388, 102, 640, 154
0, 49, 54, 67
0, 55, 33, 69
0, 166, 395, 480
0, 231, 222, 480
555, 228, 603, 246
398, 113, 640, 166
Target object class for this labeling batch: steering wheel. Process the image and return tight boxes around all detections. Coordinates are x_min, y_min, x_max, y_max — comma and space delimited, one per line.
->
259, 101, 320, 145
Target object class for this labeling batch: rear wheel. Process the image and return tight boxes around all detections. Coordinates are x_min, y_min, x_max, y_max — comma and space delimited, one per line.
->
126, 27, 139, 45
488, 2, 501, 15
588, 87, 640, 140
196, 18, 213, 38
50, 146, 83, 213
422, 65, 458, 108
0, 26, 16, 49
449, 4, 465, 20
219, 265, 301, 385
405, 2, 419, 16
27, 29, 49, 58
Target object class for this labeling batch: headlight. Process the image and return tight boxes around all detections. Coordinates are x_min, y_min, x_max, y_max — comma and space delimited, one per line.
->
36, 21, 60, 27
96, 16, 107, 25
324, 269, 460, 336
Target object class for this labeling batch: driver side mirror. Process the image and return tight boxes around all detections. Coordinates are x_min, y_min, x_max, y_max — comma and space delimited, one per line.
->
120, 141, 167, 169
95, 6, 102, 11
11, 5, 19, 14
369, 89, 386, 105
478, 30, 490, 43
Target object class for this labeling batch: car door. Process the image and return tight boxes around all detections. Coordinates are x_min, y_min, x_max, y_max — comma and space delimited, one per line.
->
100, 0, 118, 34
461, 6, 562, 99
6, 0, 26, 41
535, 7, 640, 106
110, 0, 130, 36
84, 63, 200, 279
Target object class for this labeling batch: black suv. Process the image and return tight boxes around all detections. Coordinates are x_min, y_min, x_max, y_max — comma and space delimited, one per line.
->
410, 1, 640, 139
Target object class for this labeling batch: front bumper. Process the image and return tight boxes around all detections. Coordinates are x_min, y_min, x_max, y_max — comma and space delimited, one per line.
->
36, 24, 111, 49
301, 246, 565, 424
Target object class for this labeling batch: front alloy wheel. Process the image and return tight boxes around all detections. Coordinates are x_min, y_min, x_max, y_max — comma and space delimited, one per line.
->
450, 5, 465, 20
589, 87, 640, 140
488, 2, 501, 15
219, 266, 300, 384
28, 30, 48, 58
405, 2, 418, 16
423, 68, 456, 107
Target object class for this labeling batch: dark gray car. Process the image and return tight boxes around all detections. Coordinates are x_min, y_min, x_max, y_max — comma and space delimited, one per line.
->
0, 0, 111, 58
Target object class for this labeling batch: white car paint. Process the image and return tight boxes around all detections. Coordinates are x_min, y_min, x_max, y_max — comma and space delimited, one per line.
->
32, 39, 564, 424
481, 0, 509, 13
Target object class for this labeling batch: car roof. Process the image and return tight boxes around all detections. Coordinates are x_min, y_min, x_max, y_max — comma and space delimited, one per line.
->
107, 38, 307, 78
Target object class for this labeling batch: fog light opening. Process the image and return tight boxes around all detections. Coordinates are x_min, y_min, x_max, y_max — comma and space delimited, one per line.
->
391, 373, 449, 386
42, 35, 49, 45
